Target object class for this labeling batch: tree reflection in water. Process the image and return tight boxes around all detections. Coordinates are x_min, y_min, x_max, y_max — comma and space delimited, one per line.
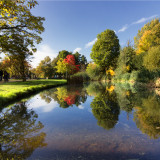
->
0, 102, 47, 159
40, 84, 88, 108
40, 82, 160, 139
88, 82, 120, 130
134, 95, 160, 139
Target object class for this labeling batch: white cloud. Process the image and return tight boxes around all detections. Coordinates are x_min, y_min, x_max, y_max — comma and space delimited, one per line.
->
85, 38, 97, 48
78, 105, 84, 110
118, 25, 128, 33
30, 44, 58, 68
73, 48, 82, 53
132, 15, 158, 25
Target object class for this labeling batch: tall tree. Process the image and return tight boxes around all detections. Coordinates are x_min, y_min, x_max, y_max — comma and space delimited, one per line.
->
134, 18, 160, 54
37, 56, 54, 78
91, 29, 120, 72
0, 0, 45, 81
58, 50, 72, 59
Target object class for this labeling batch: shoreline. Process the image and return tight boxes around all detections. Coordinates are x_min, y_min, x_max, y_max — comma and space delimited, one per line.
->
0, 79, 67, 108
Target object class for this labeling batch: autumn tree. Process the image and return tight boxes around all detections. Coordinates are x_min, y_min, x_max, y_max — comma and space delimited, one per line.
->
91, 29, 120, 72
134, 18, 160, 54
0, 0, 45, 81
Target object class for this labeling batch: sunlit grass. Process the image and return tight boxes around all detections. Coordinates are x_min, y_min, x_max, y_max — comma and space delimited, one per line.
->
0, 79, 67, 107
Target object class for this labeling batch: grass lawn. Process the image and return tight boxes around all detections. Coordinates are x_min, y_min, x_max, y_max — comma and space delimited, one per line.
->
0, 79, 67, 107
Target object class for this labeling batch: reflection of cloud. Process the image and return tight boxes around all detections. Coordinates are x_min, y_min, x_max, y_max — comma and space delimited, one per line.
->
31, 44, 58, 68
28, 95, 58, 113
73, 48, 82, 53
78, 105, 84, 110
85, 38, 97, 48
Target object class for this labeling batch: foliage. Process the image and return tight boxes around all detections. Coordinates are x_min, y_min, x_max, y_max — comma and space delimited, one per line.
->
36, 56, 54, 78
0, 0, 45, 81
91, 90, 120, 130
0, 102, 47, 159
58, 50, 72, 59
91, 29, 120, 71
69, 72, 90, 84
40, 85, 87, 108
86, 63, 103, 80
143, 46, 160, 71
115, 44, 136, 77
55, 58, 68, 75
134, 18, 160, 54
134, 95, 160, 139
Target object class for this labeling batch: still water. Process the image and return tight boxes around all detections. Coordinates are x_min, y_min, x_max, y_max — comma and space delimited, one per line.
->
1, 82, 160, 160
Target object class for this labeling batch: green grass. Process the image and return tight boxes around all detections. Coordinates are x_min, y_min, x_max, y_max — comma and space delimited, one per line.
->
0, 79, 67, 107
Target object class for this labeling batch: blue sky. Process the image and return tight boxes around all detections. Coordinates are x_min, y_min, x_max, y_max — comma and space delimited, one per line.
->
31, 1, 160, 67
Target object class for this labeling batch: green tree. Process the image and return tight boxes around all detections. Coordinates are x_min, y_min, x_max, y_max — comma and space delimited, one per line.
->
91, 29, 120, 72
73, 52, 81, 65
143, 46, 160, 71
58, 50, 72, 59
37, 56, 54, 78
0, 0, 45, 81
86, 63, 102, 80
115, 42, 136, 75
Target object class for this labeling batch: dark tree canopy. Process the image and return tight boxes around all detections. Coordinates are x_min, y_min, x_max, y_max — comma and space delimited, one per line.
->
91, 29, 120, 71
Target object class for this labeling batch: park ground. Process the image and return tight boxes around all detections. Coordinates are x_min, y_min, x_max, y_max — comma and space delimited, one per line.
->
0, 79, 67, 107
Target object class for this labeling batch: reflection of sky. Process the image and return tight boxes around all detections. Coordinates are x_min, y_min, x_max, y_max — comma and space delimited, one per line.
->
27, 95, 58, 113
4, 87, 160, 160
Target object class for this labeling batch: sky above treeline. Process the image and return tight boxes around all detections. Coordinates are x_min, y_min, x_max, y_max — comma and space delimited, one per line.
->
30, 0, 160, 67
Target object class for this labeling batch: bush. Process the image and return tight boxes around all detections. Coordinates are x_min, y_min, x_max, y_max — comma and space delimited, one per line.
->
69, 72, 90, 84
86, 63, 103, 81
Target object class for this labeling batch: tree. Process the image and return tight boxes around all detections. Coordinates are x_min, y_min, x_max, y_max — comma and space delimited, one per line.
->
0, 102, 47, 159
134, 18, 160, 54
73, 52, 81, 65
86, 63, 102, 80
0, 0, 45, 81
143, 46, 160, 71
58, 50, 72, 59
37, 56, 54, 78
55, 58, 68, 75
91, 29, 120, 72
115, 43, 136, 76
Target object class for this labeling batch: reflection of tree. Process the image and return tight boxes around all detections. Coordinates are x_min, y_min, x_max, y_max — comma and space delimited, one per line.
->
134, 95, 160, 139
40, 85, 88, 108
0, 102, 47, 159
114, 84, 134, 113
91, 91, 120, 130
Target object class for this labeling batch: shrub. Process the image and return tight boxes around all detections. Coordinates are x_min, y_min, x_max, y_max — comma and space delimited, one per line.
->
69, 72, 90, 84
86, 63, 103, 81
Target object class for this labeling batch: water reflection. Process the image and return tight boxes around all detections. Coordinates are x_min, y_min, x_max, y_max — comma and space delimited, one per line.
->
0, 102, 47, 159
2, 82, 160, 159
40, 84, 88, 108
39, 82, 160, 139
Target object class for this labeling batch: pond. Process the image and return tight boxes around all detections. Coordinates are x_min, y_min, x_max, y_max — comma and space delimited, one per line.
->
1, 82, 160, 160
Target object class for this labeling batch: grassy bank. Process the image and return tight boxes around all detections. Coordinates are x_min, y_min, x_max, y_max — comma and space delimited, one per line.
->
0, 79, 67, 107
